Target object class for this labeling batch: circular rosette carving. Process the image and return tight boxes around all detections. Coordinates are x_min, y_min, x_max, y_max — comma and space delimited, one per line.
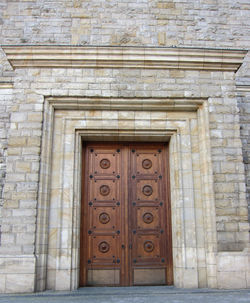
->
99, 212, 110, 224
98, 241, 110, 253
100, 158, 110, 169
142, 159, 152, 169
143, 212, 154, 224
100, 185, 110, 196
142, 185, 153, 196
144, 241, 154, 253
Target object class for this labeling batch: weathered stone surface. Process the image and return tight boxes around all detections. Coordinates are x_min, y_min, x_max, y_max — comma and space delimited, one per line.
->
0, 0, 249, 294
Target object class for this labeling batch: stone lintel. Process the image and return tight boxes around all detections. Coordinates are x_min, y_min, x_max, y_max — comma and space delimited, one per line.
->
2, 46, 247, 71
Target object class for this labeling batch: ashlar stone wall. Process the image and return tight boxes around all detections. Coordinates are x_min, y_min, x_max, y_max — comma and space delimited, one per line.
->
0, 0, 249, 293
0, 53, 249, 291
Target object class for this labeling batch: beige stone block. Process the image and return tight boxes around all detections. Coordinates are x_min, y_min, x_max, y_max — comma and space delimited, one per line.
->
134, 120, 150, 129
239, 222, 250, 231
238, 207, 249, 216
198, 268, 207, 288
170, 70, 185, 78
217, 253, 247, 272
150, 112, 167, 119
150, 120, 166, 129
85, 110, 102, 118
0, 275, 6, 293
224, 222, 238, 232
27, 137, 41, 147
11, 112, 27, 122
236, 231, 249, 242
28, 112, 43, 122
6, 173, 26, 182
217, 271, 247, 289
3, 200, 19, 209
102, 111, 118, 119
182, 268, 199, 288
0, 256, 36, 274
55, 270, 71, 290
22, 146, 40, 155
135, 111, 151, 119
207, 276, 218, 288
247, 270, 250, 288
158, 32, 166, 46
6, 274, 35, 293
118, 120, 134, 129
15, 161, 31, 173
118, 111, 135, 119
157, 2, 175, 8
7, 147, 22, 156
8, 136, 26, 147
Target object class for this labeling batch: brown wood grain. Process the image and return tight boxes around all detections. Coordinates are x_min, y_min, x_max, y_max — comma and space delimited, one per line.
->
80, 142, 173, 286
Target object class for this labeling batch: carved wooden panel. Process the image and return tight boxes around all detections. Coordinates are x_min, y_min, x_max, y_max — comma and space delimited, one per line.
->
81, 144, 123, 286
129, 145, 172, 285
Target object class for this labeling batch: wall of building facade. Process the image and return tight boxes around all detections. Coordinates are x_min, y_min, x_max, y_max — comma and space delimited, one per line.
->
0, 0, 249, 293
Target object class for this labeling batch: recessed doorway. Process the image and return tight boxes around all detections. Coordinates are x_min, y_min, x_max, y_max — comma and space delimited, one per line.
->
80, 142, 173, 286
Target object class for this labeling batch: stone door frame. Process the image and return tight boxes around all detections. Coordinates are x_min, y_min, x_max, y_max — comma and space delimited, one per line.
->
35, 96, 217, 291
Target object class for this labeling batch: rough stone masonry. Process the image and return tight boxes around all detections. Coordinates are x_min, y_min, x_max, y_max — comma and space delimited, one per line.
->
0, 0, 249, 293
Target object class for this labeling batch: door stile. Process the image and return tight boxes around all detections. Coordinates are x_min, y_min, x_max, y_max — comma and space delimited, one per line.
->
121, 145, 129, 286
127, 145, 133, 285
80, 142, 87, 286
164, 144, 173, 285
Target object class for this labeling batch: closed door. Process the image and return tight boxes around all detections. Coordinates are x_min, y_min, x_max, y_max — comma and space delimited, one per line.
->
80, 143, 173, 286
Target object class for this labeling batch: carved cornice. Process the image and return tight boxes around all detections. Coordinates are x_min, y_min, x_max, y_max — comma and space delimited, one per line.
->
2, 46, 247, 71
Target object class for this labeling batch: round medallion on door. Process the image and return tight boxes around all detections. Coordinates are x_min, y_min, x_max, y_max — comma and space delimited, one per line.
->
100, 158, 111, 169
142, 159, 152, 169
98, 241, 110, 253
144, 241, 154, 253
142, 185, 153, 196
99, 212, 110, 224
143, 212, 154, 224
100, 185, 110, 196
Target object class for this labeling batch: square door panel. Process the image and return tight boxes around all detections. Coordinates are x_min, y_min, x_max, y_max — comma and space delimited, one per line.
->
87, 269, 120, 285
90, 179, 119, 201
91, 206, 117, 231
90, 235, 118, 264
136, 179, 159, 202
92, 151, 119, 176
136, 206, 161, 230
134, 234, 161, 260
135, 152, 160, 175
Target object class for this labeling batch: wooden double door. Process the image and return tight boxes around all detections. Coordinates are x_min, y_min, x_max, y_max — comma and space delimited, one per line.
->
80, 143, 173, 286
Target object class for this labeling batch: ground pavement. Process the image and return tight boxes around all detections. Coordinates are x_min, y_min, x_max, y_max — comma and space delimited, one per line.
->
0, 286, 249, 303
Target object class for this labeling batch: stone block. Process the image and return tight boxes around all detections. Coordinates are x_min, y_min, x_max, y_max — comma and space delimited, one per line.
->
15, 161, 31, 173
8, 137, 26, 147
6, 274, 35, 293
0, 275, 6, 293
0, 256, 36, 274
217, 271, 247, 289
182, 268, 199, 288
